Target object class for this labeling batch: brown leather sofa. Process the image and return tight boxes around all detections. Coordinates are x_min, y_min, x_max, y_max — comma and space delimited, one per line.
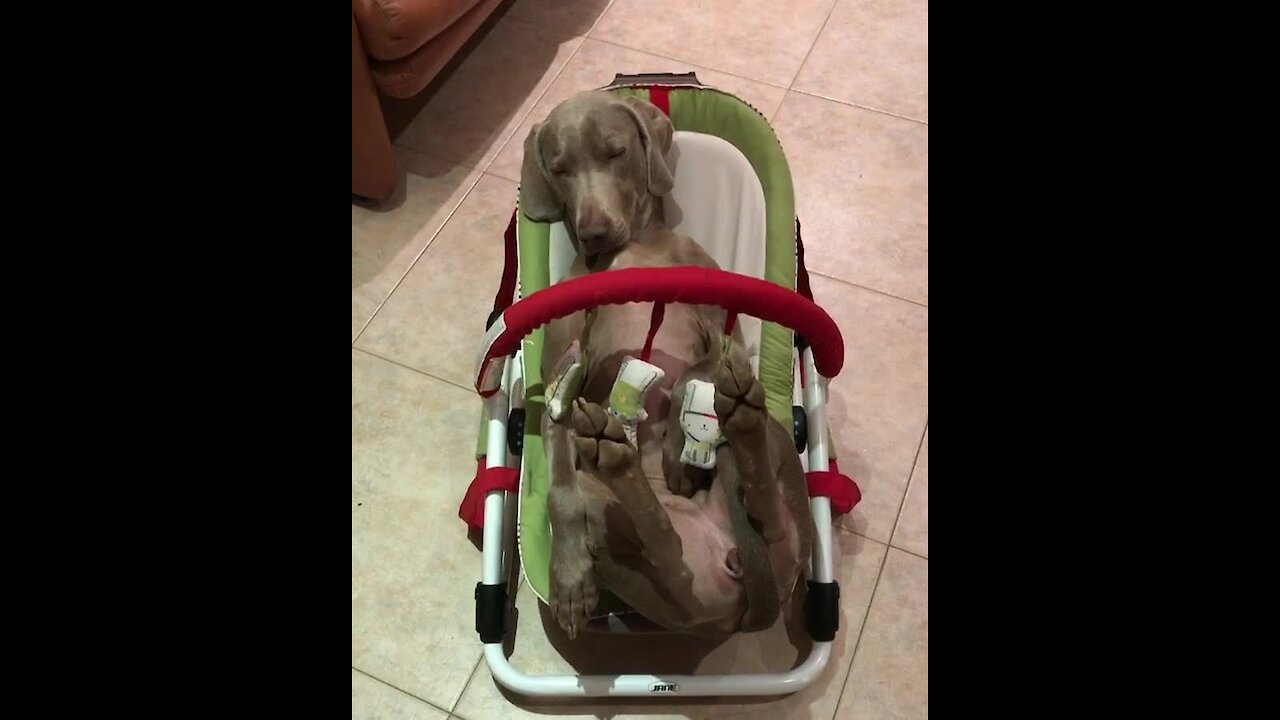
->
352, 0, 507, 200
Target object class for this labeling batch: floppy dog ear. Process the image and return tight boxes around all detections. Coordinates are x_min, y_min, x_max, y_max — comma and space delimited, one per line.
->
520, 122, 562, 221
616, 95, 674, 197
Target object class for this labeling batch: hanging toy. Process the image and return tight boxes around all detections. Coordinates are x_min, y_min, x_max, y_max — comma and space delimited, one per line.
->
546, 340, 585, 422
679, 379, 726, 469
606, 356, 665, 446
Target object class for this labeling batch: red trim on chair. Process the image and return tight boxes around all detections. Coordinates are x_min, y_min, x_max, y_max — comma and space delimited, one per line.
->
474, 267, 845, 395
649, 86, 671, 116
458, 458, 520, 530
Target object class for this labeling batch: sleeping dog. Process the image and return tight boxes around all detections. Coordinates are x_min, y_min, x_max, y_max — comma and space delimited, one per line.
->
521, 90, 813, 637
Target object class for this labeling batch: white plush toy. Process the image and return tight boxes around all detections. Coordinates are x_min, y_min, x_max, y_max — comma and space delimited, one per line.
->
606, 356, 665, 446
679, 379, 726, 469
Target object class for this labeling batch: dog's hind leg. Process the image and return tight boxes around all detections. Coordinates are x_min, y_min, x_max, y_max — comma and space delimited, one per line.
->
713, 348, 813, 609
713, 349, 788, 542
545, 414, 599, 640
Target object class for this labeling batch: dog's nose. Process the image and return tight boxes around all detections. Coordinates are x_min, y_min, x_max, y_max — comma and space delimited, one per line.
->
576, 207, 611, 249
578, 224, 609, 248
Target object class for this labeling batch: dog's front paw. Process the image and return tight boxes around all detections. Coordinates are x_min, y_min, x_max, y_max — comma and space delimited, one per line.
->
571, 398, 636, 473
713, 356, 767, 436
549, 561, 598, 640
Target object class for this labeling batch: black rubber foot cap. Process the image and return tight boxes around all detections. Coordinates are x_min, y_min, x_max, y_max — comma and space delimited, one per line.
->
805, 580, 840, 641
475, 582, 507, 643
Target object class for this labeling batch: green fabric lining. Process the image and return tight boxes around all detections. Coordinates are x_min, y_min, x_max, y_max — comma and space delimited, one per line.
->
516, 211, 552, 600
666, 88, 797, 427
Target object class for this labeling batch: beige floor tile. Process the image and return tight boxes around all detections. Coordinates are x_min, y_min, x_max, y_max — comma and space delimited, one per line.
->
891, 429, 927, 557
351, 669, 451, 720
774, 91, 928, 305
395, 16, 584, 171
794, 0, 928, 122
836, 548, 927, 719
353, 149, 483, 342
487, 38, 789, 183
356, 174, 516, 387
453, 530, 886, 720
352, 349, 487, 710
809, 274, 927, 543
507, 0, 616, 36
590, 0, 837, 87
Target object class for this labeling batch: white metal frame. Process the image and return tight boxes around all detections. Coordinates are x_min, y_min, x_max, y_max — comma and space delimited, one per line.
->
476, 346, 836, 697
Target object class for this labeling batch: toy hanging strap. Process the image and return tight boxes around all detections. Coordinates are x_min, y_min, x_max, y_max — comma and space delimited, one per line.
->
640, 302, 666, 363
724, 311, 738, 336
487, 209, 520, 331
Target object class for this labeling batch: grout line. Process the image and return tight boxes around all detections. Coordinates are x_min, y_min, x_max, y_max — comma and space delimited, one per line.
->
886, 420, 929, 550
352, 665, 454, 716
584, 34, 792, 92
888, 544, 928, 562
787, 0, 843, 90
352, 346, 476, 394
890, 417, 931, 540
789, 87, 928, 126
484, 165, 520, 184
833, 523, 926, 561
808, 269, 928, 308
356, 6, 602, 347
829, 420, 926, 716
394, 143, 489, 176
449, 577, 525, 719
582, 0, 619, 36
475, 19, 595, 179
508, 0, 619, 38
448, 653, 486, 717
353, 171, 486, 345
396, 11, 592, 168
828, 538, 891, 719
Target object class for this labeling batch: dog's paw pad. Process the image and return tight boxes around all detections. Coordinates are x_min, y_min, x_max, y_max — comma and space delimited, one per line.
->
713, 358, 766, 434
572, 399, 636, 472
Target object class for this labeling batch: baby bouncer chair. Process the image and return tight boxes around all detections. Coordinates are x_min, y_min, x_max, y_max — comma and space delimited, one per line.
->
458, 72, 862, 698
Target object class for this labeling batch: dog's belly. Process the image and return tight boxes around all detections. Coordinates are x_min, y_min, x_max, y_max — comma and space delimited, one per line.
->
656, 475, 748, 620
578, 303, 748, 624
579, 302, 707, 478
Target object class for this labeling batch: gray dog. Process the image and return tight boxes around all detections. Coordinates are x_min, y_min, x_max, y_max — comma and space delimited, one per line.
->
521, 90, 813, 638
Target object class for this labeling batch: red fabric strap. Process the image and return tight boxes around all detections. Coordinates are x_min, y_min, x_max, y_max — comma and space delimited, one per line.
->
648, 86, 671, 116
490, 209, 520, 322
458, 458, 519, 530
806, 468, 862, 515
795, 218, 814, 302
640, 302, 666, 363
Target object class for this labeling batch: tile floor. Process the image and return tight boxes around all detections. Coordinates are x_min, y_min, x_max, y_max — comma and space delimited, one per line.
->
352, 1, 927, 717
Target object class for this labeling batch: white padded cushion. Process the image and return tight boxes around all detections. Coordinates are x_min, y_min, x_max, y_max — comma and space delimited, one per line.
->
548, 130, 768, 366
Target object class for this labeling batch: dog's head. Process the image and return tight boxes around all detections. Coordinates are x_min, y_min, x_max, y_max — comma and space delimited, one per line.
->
520, 91, 674, 257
